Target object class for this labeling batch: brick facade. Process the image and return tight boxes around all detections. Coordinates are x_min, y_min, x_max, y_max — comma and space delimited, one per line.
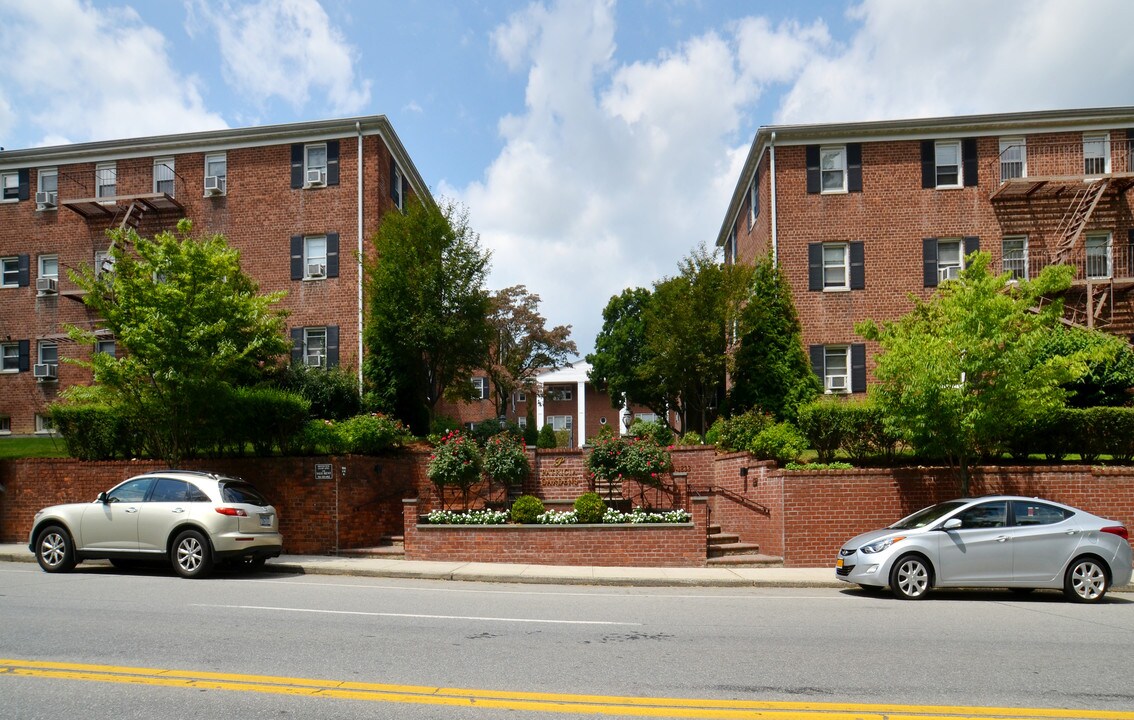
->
719, 109, 1134, 394
0, 117, 424, 434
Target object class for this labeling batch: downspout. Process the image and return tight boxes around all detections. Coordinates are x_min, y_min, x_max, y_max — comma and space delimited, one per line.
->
769, 131, 778, 265
356, 121, 364, 394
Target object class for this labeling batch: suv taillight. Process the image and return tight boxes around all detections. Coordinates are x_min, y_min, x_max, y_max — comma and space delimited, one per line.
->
215, 507, 248, 517
1101, 525, 1129, 540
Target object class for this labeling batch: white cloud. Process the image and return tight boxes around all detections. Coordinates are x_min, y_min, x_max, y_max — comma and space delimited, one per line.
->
0, 0, 226, 147
189, 0, 370, 115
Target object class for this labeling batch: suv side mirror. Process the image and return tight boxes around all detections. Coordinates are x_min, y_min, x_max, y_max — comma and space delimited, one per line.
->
941, 518, 962, 531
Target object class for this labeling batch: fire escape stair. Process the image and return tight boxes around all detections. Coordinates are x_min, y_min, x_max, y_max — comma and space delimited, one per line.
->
1050, 178, 1109, 265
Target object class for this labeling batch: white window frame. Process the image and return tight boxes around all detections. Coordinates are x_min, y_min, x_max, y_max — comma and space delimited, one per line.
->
935, 140, 962, 189
305, 143, 328, 186
0, 171, 18, 202
822, 242, 849, 291
38, 254, 58, 280
548, 415, 573, 431
998, 138, 1026, 181
471, 377, 489, 400
823, 346, 850, 395
636, 412, 659, 424
515, 391, 526, 403
95, 339, 116, 357
517, 416, 527, 429
303, 327, 327, 368
1083, 133, 1110, 175
0, 416, 10, 435
37, 167, 58, 209
304, 235, 328, 280
1, 257, 19, 288
749, 174, 759, 224
204, 153, 227, 195
153, 157, 175, 195
1, 342, 19, 373
547, 386, 572, 401
35, 414, 56, 435
820, 145, 847, 194
1085, 232, 1112, 280
937, 238, 964, 282
96, 162, 116, 199
1002, 236, 1028, 281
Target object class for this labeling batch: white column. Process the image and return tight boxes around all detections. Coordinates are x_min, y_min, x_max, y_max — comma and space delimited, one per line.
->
576, 380, 586, 447
536, 391, 545, 432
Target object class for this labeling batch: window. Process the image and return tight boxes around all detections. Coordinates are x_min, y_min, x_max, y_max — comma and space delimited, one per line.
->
547, 386, 572, 401
204, 153, 227, 195
820, 146, 847, 193
1, 257, 21, 288
749, 174, 759, 226
96, 163, 116, 198
1, 171, 18, 201
636, 412, 659, 424
823, 346, 850, 394
547, 415, 573, 431
515, 391, 526, 403
35, 414, 56, 435
39, 341, 58, 367
94, 250, 113, 277
1086, 232, 1111, 279
107, 477, 152, 502
153, 158, 175, 195
471, 377, 489, 400
292, 141, 339, 188
291, 233, 338, 280
1, 343, 19, 372
724, 227, 737, 265
306, 143, 327, 185
1011, 500, 1071, 527
302, 327, 327, 368
957, 501, 1007, 529
1084, 133, 1110, 175
304, 235, 327, 279
150, 478, 196, 503
517, 416, 527, 429
0, 416, 9, 435
1002, 236, 1028, 281
999, 138, 1026, 181
822, 243, 849, 290
39, 255, 58, 280
935, 141, 961, 187
37, 167, 58, 208
390, 161, 404, 210
96, 339, 116, 357
937, 239, 963, 282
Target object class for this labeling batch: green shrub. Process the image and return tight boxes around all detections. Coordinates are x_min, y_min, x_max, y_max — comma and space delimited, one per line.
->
750, 422, 808, 465
677, 431, 703, 446
586, 435, 673, 488
796, 399, 847, 463
785, 461, 854, 470
573, 492, 606, 523
713, 410, 774, 452
427, 431, 483, 509
336, 413, 409, 454
553, 429, 572, 447
523, 410, 539, 446
277, 364, 361, 420
291, 419, 346, 455
704, 417, 726, 446
483, 432, 529, 486
536, 424, 557, 449
628, 419, 674, 446
510, 494, 545, 523
232, 387, 311, 456
48, 403, 130, 460
430, 415, 462, 439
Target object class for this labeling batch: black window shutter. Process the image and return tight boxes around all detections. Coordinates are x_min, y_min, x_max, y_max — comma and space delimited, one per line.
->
326, 140, 340, 186
847, 143, 863, 193
326, 325, 340, 368
923, 238, 938, 288
808, 243, 823, 291
326, 232, 340, 278
290, 235, 304, 281
18, 340, 30, 372
962, 138, 978, 187
850, 344, 867, 393
17, 169, 30, 201
921, 141, 935, 189
849, 242, 865, 290
805, 145, 820, 194
963, 236, 980, 260
290, 144, 304, 189
809, 345, 825, 381
17, 254, 30, 287
290, 329, 303, 365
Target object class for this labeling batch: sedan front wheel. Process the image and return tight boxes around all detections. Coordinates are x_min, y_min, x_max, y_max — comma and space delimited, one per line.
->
890, 554, 932, 600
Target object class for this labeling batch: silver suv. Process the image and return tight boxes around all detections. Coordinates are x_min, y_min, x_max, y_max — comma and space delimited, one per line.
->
29, 470, 282, 579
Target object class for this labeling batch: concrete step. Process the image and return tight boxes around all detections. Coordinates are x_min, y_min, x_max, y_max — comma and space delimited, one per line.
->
339, 545, 405, 559
708, 532, 741, 546
705, 553, 784, 568
707, 541, 762, 558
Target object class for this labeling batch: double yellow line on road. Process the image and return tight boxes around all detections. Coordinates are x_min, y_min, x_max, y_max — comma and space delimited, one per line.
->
2, 658, 1129, 719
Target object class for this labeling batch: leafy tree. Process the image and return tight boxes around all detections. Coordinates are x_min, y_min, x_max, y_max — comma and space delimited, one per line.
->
587, 287, 664, 415
66, 221, 289, 465
487, 285, 577, 420
857, 253, 1087, 493
1032, 325, 1134, 407
364, 200, 493, 435
729, 253, 820, 420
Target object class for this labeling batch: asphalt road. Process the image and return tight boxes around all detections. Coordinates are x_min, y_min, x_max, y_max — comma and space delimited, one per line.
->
2, 560, 1132, 719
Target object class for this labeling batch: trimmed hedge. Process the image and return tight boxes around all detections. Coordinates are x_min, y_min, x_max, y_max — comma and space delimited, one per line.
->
796, 399, 897, 463
49, 404, 134, 460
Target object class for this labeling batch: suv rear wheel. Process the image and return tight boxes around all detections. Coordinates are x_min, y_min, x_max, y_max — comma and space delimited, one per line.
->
172, 529, 214, 579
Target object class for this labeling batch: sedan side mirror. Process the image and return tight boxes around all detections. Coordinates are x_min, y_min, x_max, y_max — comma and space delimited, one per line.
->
941, 518, 962, 531
97, 491, 109, 504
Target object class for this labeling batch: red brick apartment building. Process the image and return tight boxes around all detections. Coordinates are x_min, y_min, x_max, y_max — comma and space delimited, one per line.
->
716, 107, 1134, 395
0, 116, 427, 435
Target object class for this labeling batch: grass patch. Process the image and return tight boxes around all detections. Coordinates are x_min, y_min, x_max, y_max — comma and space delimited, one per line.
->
0, 436, 70, 459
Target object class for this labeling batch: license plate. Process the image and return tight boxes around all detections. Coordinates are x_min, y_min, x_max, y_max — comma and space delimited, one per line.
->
836, 558, 844, 568
259, 514, 272, 528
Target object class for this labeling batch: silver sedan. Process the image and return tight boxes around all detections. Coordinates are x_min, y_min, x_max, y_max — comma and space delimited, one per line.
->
29, 470, 282, 579
836, 496, 1132, 602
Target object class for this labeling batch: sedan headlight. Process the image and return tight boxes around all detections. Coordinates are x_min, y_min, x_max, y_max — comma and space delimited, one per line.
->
860, 536, 905, 554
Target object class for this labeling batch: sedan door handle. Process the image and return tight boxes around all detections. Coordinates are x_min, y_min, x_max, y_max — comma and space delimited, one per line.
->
995, 535, 1009, 542
124, 507, 138, 514
1065, 530, 1078, 535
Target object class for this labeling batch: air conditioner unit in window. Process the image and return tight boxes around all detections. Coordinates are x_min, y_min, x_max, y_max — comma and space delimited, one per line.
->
306, 169, 325, 186
33, 363, 57, 380
306, 354, 324, 368
307, 263, 326, 279
204, 175, 223, 195
35, 191, 57, 208
939, 266, 961, 282
827, 376, 847, 392
36, 277, 57, 294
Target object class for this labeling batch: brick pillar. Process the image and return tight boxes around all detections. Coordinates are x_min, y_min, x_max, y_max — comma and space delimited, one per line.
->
403, 498, 419, 555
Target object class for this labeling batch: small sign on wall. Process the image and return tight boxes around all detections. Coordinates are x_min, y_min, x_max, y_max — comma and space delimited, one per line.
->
314, 463, 333, 480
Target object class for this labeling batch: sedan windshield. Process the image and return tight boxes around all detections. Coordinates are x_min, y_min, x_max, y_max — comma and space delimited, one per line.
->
891, 500, 968, 530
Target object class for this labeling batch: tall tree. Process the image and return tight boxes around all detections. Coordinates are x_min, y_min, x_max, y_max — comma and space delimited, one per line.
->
66, 220, 290, 464
858, 253, 1085, 493
587, 287, 666, 418
487, 285, 577, 420
728, 253, 820, 420
364, 200, 492, 435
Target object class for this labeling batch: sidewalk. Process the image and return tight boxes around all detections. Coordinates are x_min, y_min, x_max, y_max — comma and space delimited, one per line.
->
0, 544, 839, 588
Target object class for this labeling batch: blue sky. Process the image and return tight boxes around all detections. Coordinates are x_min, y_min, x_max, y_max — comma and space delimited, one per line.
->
4, 0, 1134, 355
